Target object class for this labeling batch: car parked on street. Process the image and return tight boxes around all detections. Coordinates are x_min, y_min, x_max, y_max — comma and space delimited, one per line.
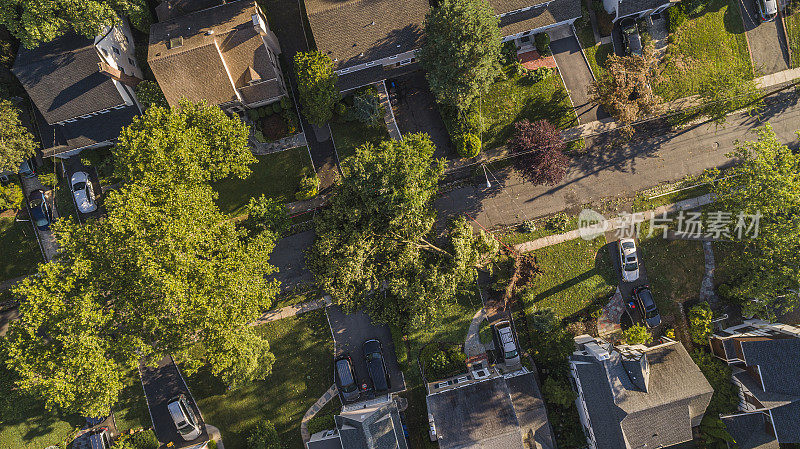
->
494, 320, 521, 366
620, 17, 642, 56
28, 189, 52, 231
167, 394, 202, 441
70, 171, 97, 213
334, 354, 360, 402
755, 0, 778, 21
618, 238, 640, 282
633, 285, 662, 328
363, 339, 390, 392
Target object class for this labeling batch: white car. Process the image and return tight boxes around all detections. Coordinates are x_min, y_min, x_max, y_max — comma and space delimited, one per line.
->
70, 171, 96, 213
167, 394, 202, 441
494, 320, 521, 367
618, 238, 640, 282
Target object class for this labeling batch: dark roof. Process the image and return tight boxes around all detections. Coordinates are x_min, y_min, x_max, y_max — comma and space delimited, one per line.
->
149, 0, 282, 107
12, 33, 126, 124
740, 339, 800, 395
506, 373, 556, 449
573, 361, 627, 448
155, 0, 224, 21
336, 401, 408, 449
336, 62, 420, 92
489, 0, 553, 15
306, 438, 343, 449
770, 402, 800, 443
36, 104, 139, 157
497, 0, 582, 37
617, 0, 670, 18
304, 0, 428, 70
426, 376, 524, 449
721, 413, 779, 449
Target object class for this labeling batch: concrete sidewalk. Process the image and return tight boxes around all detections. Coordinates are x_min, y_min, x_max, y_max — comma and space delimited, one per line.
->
250, 296, 331, 325
300, 384, 338, 443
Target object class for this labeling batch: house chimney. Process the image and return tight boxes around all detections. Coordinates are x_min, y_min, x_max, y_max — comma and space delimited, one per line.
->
98, 61, 143, 87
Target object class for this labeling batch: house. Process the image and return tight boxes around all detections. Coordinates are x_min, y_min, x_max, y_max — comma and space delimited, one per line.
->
709, 319, 800, 449
303, 0, 429, 92
425, 366, 555, 449
491, 0, 582, 43
569, 335, 713, 449
306, 395, 408, 449
12, 20, 142, 158
602, 0, 675, 22
154, 0, 224, 22
148, 0, 287, 114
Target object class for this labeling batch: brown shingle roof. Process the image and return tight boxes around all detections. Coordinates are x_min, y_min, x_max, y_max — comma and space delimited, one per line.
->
149, 0, 281, 107
304, 0, 428, 70
488, 0, 551, 15
497, 0, 581, 37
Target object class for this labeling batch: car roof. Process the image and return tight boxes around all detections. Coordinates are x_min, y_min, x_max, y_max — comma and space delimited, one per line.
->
335, 358, 354, 384
368, 358, 388, 390
637, 288, 656, 308
167, 400, 186, 423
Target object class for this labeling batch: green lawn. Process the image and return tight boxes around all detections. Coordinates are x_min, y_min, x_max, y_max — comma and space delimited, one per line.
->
655, 0, 752, 100
213, 147, 314, 217
584, 43, 613, 81
329, 117, 389, 164
637, 231, 705, 317
0, 215, 41, 283
784, 12, 800, 68
186, 310, 334, 449
522, 236, 616, 318
111, 371, 151, 434
480, 66, 578, 151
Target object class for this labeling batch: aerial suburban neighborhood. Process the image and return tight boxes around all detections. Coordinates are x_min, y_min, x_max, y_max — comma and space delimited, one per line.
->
2, 0, 800, 447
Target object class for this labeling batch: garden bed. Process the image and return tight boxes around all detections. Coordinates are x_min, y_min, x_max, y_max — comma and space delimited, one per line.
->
329, 86, 389, 164
247, 98, 300, 143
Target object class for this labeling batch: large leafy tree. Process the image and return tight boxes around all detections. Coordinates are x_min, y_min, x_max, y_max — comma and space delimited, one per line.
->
0, 0, 150, 48
114, 100, 255, 184
713, 125, 800, 319
307, 133, 498, 329
588, 54, 662, 124
5, 181, 280, 416
0, 99, 37, 173
294, 51, 339, 126
524, 309, 574, 370
419, 0, 501, 115
698, 71, 761, 125
508, 119, 569, 185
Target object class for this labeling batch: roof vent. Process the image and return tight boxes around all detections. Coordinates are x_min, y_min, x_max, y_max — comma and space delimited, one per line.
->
169, 36, 183, 49
370, 21, 375, 26
359, 53, 364, 57
206, 30, 214, 35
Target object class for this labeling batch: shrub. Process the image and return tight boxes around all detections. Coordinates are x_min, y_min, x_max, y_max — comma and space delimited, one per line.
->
272, 102, 282, 114
667, 6, 686, 33
455, 132, 481, 158
282, 109, 300, 134
0, 182, 23, 210
688, 302, 713, 345
248, 420, 280, 449
546, 212, 569, 231
621, 323, 653, 345
665, 328, 676, 340
247, 109, 259, 121
38, 172, 56, 188
520, 220, 537, 233
280, 96, 291, 110
134, 80, 168, 110
534, 33, 551, 56
113, 430, 158, 449
501, 41, 517, 66
425, 345, 467, 380
243, 194, 290, 237
525, 67, 552, 84
307, 413, 336, 435
513, 61, 527, 77
347, 88, 383, 125
208, 440, 217, 449
335, 102, 347, 117
263, 106, 273, 117
253, 130, 266, 143
543, 376, 576, 408
295, 168, 320, 201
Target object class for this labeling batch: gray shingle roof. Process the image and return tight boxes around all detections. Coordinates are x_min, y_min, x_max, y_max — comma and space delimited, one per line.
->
336, 62, 419, 92
721, 413, 779, 449
149, 0, 282, 107
497, 0, 582, 37
770, 401, 800, 443
36, 104, 139, 157
488, 0, 551, 15
336, 401, 408, 449
740, 339, 800, 396
617, 0, 670, 18
506, 373, 556, 449
12, 33, 126, 124
304, 0, 428, 70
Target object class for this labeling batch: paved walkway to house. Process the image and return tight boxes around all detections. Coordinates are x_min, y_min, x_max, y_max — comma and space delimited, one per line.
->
518, 50, 557, 70
250, 134, 307, 155
250, 296, 331, 325
377, 81, 401, 141
301, 384, 338, 443
464, 308, 486, 358
513, 194, 715, 253
700, 242, 719, 304
207, 425, 225, 449
597, 287, 624, 336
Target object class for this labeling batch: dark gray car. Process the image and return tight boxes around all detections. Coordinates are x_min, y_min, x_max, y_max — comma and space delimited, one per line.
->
334, 354, 360, 402
633, 285, 662, 328
620, 18, 642, 56
363, 339, 390, 392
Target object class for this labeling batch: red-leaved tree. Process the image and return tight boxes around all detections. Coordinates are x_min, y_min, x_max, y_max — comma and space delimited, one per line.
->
508, 119, 569, 185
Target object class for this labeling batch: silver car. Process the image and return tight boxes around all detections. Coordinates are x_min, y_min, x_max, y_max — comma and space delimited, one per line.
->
618, 238, 640, 282
756, 0, 778, 22
167, 394, 201, 441
495, 321, 520, 366
71, 171, 97, 213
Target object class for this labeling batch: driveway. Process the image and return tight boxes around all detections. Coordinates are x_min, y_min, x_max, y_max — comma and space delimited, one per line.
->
738, 0, 790, 74
64, 156, 105, 221
326, 305, 406, 400
139, 355, 209, 449
390, 71, 454, 159
268, 230, 315, 291
550, 35, 608, 124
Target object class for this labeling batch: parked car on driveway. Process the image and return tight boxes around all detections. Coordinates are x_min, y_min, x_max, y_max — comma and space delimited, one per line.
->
633, 285, 662, 328
363, 339, 390, 392
618, 238, 640, 282
18, 159, 35, 178
70, 171, 97, 213
167, 394, 202, 441
494, 320, 521, 366
28, 189, 52, 231
334, 354, 360, 402
620, 17, 642, 56
755, 0, 778, 21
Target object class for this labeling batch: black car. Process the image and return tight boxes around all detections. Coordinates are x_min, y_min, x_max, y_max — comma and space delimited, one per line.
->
633, 285, 662, 328
620, 17, 642, 56
334, 354, 361, 402
28, 189, 52, 231
363, 339, 390, 392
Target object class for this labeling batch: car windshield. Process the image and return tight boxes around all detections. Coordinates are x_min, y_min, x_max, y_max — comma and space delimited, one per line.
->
624, 262, 638, 271
505, 349, 518, 359
73, 181, 86, 191
645, 308, 659, 319
29, 199, 42, 208
622, 242, 636, 250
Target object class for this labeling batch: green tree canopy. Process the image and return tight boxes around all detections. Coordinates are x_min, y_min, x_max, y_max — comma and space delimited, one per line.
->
0, 99, 37, 173
5, 181, 279, 416
713, 125, 800, 319
698, 70, 761, 125
0, 0, 150, 48
621, 323, 653, 345
294, 51, 340, 126
134, 80, 169, 110
419, 0, 501, 114
525, 309, 574, 370
308, 133, 498, 330
114, 100, 255, 184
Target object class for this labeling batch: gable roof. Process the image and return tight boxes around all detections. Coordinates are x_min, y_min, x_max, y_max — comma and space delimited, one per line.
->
304, 0, 428, 70
506, 372, 556, 449
740, 338, 800, 396
149, 0, 282, 107
36, 105, 139, 157
488, 0, 552, 15
12, 33, 126, 124
334, 400, 408, 449
721, 413, 779, 449
497, 0, 582, 37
